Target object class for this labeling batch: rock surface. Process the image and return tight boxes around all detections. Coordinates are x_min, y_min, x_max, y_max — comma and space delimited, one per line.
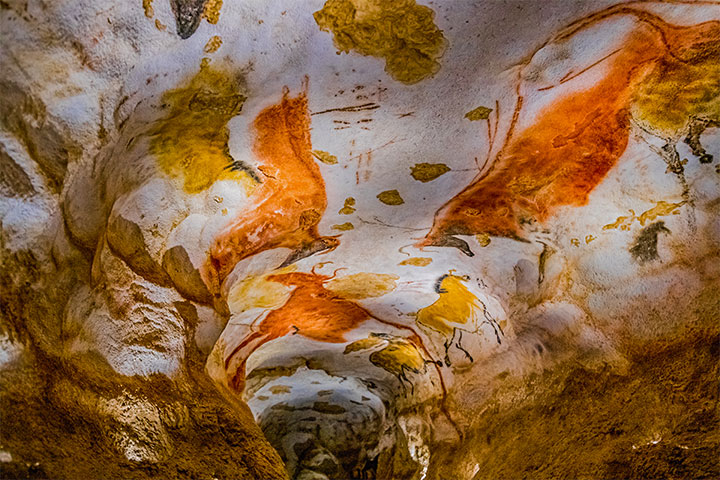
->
1, 1, 718, 479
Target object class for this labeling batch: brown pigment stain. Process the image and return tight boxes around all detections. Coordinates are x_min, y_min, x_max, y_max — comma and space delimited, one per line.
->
313, 0, 446, 84
148, 65, 254, 195
207, 86, 339, 292
420, 10, 720, 255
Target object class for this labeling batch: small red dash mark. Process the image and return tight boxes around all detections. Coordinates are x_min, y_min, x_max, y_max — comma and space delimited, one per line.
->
420, 7, 720, 255
205, 81, 339, 292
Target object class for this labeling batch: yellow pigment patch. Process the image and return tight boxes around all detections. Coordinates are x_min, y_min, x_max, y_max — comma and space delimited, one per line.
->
475, 233, 491, 247
332, 222, 354, 231
311, 150, 338, 165
632, 45, 720, 137
204, 35, 223, 53
327, 272, 399, 299
203, 0, 223, 24
398, 257, 432, 267
269, 385, 291, 394
410, 163, 450, 183
227, 267, 296, 314
377, 189, 404, 205
149, 65, 255, 194
415, 274, 481, 338
602, 201, 685, 231
465, 105, 493, 121
143, 0, 154, 18
344, 335, 383, 354
155, 19, 166, 31
339, 197, 356, 215
313, 0, 446, 84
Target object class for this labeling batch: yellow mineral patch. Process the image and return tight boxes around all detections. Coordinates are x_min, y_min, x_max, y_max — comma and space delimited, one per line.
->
465, 105, 493, 121
311, 150, 338, 165
203, 0, 223, 24
415, 274, 481, 338
339, 197, 356, 215
313, 0, 446, 84
602, 201, 685, 231
155, 19, 166, 31
327, 272, 399, 299
332, 222, 354, 231
143, 0, 154, 18
632, 48, 720, 137
410, 163, 450, 183
149, 65, 255, 194
475, 233, 491, 247
227, 267, 296, 314
344, 336, 383, 354
204, 35, 223, 53
398, 257, 432, 267
638, 201, 685, 226
269, 385, 291, 394
377, 189, 404, 205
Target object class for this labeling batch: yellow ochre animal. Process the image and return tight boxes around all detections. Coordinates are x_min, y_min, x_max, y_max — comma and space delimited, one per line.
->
414, 272, 503, 367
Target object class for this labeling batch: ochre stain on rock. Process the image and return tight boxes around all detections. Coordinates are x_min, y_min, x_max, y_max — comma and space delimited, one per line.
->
398, 257, 432, 267
464, 106, 493, 121
339, 197, 356, 215
203, 0, 223, 24
326, 272, 399, 298
377, 189, 404, 205
204, 35, 222, 53
331, 222, 354, 231
410, 163, 450, 183
420, 13, 720, 254
149, 65, 253, 195
208, 87, 339, 291
602, 200, 685, 231
311, 150, 338, 165
313, 0, 446, 84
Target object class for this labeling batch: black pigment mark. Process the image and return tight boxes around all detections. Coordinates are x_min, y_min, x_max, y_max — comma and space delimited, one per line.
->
684, 117, 718, 165
170, 0, 208, 39
630, 221, 670, 263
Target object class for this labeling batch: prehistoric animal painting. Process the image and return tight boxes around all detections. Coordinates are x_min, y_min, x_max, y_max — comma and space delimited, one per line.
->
414, 273, 503, 366
344, 333, 431, 395
205, 83, 340, 293
224, 269, 433, 391
419, 6, 720, 256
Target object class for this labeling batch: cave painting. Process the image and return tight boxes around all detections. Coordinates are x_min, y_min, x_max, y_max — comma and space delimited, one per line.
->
420, 7, 720, 256
205, 83, 340, 293
344, 333, 430, 395
224, 269, 433, 391
414, 272, 503, 366
149, 65, 255, 194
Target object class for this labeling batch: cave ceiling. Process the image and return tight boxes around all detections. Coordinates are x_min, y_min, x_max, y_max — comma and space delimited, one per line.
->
0, 1, 719, 479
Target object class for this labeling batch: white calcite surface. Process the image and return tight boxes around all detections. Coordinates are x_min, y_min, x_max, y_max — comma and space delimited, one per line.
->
1, 1, 719, 479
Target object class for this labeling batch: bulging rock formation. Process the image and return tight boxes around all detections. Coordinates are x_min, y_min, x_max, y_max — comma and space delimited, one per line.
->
1, 1, 718, 479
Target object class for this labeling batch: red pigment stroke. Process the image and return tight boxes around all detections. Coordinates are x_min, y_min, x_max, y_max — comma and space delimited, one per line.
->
420, 7, 720, 253
205, 84, 339, 293
224, 271, 442, 394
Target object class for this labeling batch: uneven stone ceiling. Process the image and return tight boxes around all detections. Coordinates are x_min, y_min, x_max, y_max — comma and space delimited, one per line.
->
1, 1, 719, 479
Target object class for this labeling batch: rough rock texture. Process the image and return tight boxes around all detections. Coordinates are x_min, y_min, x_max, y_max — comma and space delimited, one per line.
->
1, 1, 719, 479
